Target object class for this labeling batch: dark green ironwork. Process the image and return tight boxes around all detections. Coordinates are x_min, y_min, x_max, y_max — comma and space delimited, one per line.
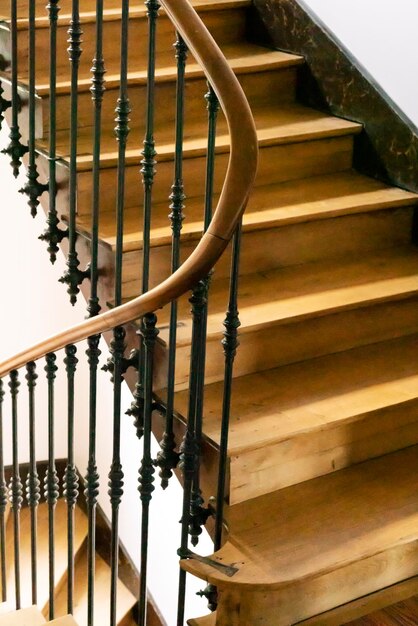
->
114, 0, 131, 309
2, 0, 28, 177
8, 370, 22, 609
214, 223, 242, 555
197, 584, 218, 612
0, 80, 11, 131
85, 334, 101, 626
107, 326, 126, 626
0, 380, 7, 602
138, 313, 158, 626
25, 362, 40, 606
87, 0, 106, 319
59, 0, 88, 303
103, 347, 139, 381
63, 345, 79, 614
155, 33, 187, 488
39, 0, 68, 264
44, 353, 59, 620
19, 0, 48, 217
204, 85, 220, 228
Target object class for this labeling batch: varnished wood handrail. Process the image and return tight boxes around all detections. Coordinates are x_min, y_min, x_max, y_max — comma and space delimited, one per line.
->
0, 0, 258, 378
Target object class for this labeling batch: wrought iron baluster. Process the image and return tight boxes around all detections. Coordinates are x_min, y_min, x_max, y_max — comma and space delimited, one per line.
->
8, 370, 22, 609
108, 326, 126, 626
25, 362, 40, 606
155, 33, 187, 488
0, 380, 7, 602
44, 353, 59, 620
87, 0, 106, 319
85, 334, 101, 626
63, 345, 79, 615
39, 0, 68, 264
2, 0, 28, 176
138, 313, 158, 626
59, 0, 88, 302
114, 0, 131, 309
19, 0, 48, 216
177, 83, 220, 622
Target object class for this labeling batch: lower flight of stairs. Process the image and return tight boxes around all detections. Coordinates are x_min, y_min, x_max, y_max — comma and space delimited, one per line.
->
0, 501, 137, 626
0, 606, 78, 625
1, 0, 418, 624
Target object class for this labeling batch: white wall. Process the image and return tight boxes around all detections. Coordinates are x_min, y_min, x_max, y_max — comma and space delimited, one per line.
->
0, 125, 211, 624
303, 0, 418, 127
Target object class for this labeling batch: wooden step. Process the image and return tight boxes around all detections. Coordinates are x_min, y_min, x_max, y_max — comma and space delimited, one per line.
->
44, 104, 359, 220
158, 246, 418, 389
346, 596, 418, 626
0, 607, 46, 625
181, 445, 418, 625
27, 45, 302, 142
2, 501, 88, 614
174, 333, 418, 503
81, 171, 417, 299
53, 543, 136, 626
188, 615, 215, 626
0, 0, 251, 81
48, 617, 79, 626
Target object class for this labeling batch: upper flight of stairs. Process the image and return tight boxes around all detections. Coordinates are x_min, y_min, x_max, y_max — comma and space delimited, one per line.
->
0, 501, 137, 626
0, 606, 78, 625
1, 0, 418, 624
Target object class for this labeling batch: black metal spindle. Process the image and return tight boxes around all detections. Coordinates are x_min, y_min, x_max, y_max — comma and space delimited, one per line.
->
87, 0, 106, 319
155, 33, 187, 489
0, 380, 7, 602
44, 353, 59, 620
19, 0, 48, 216
25, 362, 40, 606
59, 0, 88, 303
2, 0, 28, 176
214, 224, 242, 553
108, 326, 126, 626
63, 345, 79, 614
114, 0, 131, 309
8, 370, 22, 609
85, 334, 101, 626
138, 313, 158, 626
39, 0, 68, 264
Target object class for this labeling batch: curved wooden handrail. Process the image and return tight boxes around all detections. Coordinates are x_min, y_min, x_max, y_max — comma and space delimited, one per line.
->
0, 0, 258, 378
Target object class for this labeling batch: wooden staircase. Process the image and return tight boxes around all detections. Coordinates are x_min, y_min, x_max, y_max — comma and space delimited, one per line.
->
0, 501, 137, 625
1, 0, 418, 624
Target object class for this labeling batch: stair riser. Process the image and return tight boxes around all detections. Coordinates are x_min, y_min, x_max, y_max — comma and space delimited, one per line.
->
62, 135, 354, 221
0, 0, 98, 18
35, 66, 298, 143
229, 400, 418, 503
169, 297, 418, 389
215, 542, 418, 625
0, 7, 248, 78
113, 206, 414, 300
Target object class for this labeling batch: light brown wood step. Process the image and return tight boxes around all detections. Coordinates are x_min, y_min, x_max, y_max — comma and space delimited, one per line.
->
0, 607, 46, 625
181, 445, 418, 625
154, 246, 418, 388
174, 333, 418, 503
1, 501, 88, 615
53, 543, 136, 626
0, 0, 251, 81
30, 45, 302, 141
48, 617, 79, 626
188, 615, 215, 626
44, 105, 359, 217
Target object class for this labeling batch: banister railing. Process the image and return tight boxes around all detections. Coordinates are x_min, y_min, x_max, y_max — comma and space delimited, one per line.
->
0, 0, 258, 623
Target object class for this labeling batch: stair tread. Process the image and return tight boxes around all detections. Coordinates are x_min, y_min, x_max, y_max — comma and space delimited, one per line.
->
53, 544, 136, 626
38, 102, 361, 170
0, 607, 46, 625
48, 617, 79, 626
182, 445, 418, 588
174, 333, 418, 455
13, 0, 251, 28
33, 42, 302, 93
158, 246, 418, 347
2, 501, 88, 613
187, 615, 215, 626
82, 171, 418, 253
